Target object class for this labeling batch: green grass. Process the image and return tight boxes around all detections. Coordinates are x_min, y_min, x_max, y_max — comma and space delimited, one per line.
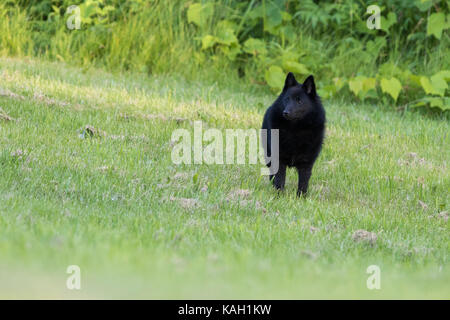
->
0, 57, 448, 299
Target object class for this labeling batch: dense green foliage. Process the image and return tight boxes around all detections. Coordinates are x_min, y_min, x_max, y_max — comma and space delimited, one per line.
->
1, 0, 449, 110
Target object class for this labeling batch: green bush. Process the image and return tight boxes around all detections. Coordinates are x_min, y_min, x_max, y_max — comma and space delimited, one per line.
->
0, 0, 448, 110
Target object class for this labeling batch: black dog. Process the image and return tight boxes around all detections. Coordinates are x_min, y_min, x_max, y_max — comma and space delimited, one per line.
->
262, 72, 325, 196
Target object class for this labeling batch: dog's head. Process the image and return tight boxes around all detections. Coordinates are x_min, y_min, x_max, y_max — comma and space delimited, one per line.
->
280, 72, 317, 121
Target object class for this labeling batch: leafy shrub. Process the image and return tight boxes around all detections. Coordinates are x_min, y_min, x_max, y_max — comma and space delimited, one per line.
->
1, 0, 448, 111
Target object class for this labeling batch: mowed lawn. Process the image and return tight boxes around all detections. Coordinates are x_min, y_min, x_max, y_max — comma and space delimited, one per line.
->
0, 57, 448, 299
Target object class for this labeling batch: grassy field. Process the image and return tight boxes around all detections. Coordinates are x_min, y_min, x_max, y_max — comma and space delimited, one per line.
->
0, 57, 448, 299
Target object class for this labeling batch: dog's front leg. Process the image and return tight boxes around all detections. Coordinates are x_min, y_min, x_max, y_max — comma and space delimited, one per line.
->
272, 163, 286, 190
296, 166, 312, 196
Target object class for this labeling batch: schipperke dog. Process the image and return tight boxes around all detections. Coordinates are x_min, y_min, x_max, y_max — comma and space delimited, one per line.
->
262, 72, 325, 196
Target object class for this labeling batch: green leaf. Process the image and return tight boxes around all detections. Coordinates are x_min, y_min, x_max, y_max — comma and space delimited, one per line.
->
421, 74, 448, 96
380, 77, 402, 102
428, 97, 444, 109
412, 97, 450, 111
201, 35, 217, 50
265, 66, 285, 91
281, 11, 292, 22
243, 38, 267, 56
420, 76, 434, 94
216, 28, 238, 46
281, 61, 310, 75
348, 77, 377, 99
414, 0, 433, 12
187, 3, 202, 26
362, 77, 377, 94
430, 73, 448, 97
348, 77, 364, 96
427, 12, 446, 39
435, 70, 450, 82
214, 20, 239, 48
381, 12, 397, 33
264, 3, 282, 34
187, 3, 213, 28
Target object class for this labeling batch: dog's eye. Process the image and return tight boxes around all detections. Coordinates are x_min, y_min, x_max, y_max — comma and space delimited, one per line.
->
296, 96, 302, 104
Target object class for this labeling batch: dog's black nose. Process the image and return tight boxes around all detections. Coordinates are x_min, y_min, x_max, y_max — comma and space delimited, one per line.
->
283, 111, 290, 118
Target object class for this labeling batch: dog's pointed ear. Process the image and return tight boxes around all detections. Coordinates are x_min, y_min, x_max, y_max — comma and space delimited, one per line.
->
303, 75, 316, 96
283, 72, 298, 91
